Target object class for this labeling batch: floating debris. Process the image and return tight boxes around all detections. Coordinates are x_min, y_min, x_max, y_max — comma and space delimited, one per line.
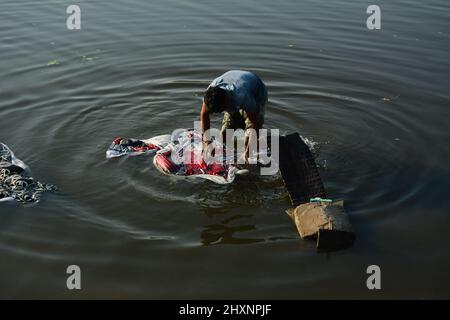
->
0, 143, 57, 204
286, 200, 355, 251
279, 133, 355, 251
380, 95, 400, 102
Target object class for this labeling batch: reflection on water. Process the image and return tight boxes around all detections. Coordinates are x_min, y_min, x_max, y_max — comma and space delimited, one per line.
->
201, 214, 264, 246
196, 173, 287, 209
198, 176, 287, 245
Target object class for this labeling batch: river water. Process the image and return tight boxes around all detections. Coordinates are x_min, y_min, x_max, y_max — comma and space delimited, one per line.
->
1, 0, 449, 298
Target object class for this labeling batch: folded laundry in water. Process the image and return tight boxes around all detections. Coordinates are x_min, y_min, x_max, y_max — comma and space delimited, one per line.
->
0, 143, 57, 204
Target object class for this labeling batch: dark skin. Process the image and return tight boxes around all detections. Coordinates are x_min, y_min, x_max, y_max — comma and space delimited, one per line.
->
200, 98, 260, 163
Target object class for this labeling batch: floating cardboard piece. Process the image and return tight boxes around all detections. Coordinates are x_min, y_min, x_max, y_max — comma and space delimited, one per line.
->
286, 200, 355, 250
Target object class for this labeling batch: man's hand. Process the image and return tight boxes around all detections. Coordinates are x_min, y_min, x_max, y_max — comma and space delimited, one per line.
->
238, 150, 249, 165
243, 112, 260, 165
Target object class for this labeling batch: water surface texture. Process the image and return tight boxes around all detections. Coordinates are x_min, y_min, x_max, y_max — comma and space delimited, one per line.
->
1, 0, 449, 298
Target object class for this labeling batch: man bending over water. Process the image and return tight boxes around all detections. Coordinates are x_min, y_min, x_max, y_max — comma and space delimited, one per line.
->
200, 70, 268, 163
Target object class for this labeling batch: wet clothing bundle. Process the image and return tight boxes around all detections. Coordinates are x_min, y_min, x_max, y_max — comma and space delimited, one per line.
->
0, 143, 56, 204
107, 129, 239, 184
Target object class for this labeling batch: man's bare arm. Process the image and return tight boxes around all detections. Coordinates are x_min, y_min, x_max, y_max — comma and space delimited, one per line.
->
200, 102, 211, 142
243, 111, 260, 162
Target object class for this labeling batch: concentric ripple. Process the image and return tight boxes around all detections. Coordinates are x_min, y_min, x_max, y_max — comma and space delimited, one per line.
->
1, 0, 450, 298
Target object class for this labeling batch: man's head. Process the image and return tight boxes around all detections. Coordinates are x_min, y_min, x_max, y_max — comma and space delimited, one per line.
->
203, 87, 230, 114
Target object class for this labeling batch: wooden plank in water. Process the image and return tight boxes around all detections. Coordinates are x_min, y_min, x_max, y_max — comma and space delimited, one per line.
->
279, 132, 326, 206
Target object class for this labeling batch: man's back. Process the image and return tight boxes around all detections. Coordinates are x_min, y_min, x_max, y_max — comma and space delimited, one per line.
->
208, 70, 266, 113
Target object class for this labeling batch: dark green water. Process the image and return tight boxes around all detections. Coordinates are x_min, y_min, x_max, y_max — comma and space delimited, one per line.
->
1, 0, 449, 298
